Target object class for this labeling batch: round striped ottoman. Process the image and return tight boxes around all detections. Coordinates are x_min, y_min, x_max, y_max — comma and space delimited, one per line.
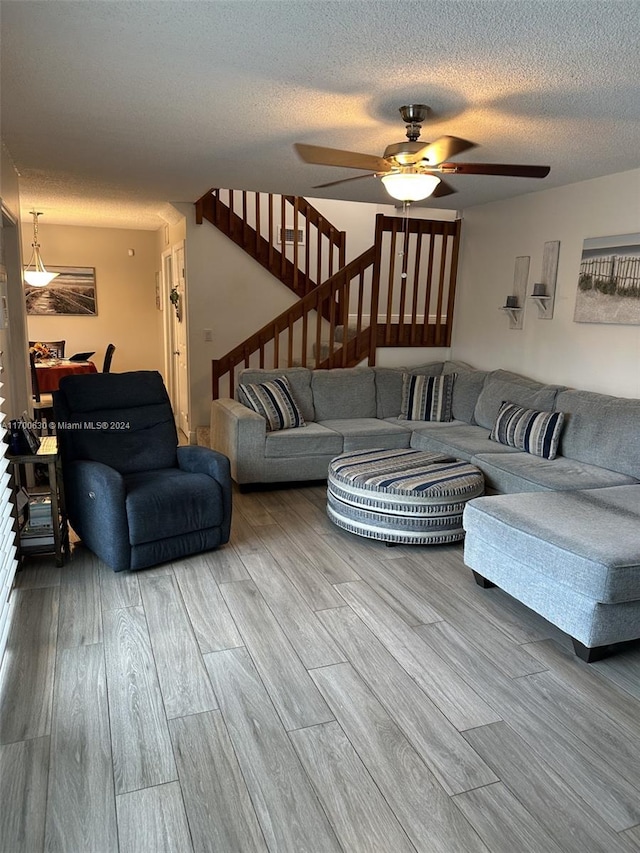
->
327, 448, 484, 545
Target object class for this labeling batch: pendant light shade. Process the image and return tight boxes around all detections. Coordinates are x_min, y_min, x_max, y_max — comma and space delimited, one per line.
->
381, 171, 441, 202
24, 211, 59, 287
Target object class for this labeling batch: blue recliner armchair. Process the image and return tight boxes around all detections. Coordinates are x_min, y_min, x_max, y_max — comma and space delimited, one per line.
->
54, 370, 232, 572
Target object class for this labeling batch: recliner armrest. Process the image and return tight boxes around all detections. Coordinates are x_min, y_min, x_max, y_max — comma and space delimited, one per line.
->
177, 445, 230, 483
64, 459, 131, 571
177, 446, 232, 542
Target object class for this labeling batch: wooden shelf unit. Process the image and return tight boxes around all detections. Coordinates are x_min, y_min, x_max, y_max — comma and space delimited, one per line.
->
9, 435, 69, 567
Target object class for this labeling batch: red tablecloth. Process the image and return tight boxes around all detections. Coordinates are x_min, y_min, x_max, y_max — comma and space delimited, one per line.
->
35, 360, 98, 392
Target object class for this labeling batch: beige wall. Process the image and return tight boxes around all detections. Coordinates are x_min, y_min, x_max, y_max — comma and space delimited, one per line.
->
23, 223, 163, 374
452, 168, 640, 398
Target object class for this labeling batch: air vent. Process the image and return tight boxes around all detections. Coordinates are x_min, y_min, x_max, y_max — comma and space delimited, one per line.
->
278, 226, 305, 246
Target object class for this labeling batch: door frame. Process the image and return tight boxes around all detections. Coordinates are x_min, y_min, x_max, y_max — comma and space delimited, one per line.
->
161, 241, 190, 439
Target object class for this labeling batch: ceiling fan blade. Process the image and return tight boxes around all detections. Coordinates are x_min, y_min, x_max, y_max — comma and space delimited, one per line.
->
312, 173, 377, 189
431, 179, 457, 198
439, 162, 551, 178
407, 136, 476, 166
295, 143, 391, 173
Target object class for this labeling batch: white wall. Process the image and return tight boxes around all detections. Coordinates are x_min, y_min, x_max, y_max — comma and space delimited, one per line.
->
308, 196, 457, 264
452, 169, 640, 398
23, 223, 163, 374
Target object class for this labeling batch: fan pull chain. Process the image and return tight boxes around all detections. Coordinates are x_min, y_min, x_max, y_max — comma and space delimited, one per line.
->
399, 201, 411, 280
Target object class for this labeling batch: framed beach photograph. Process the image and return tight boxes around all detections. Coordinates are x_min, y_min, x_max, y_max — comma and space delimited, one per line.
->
25, 266, 97, 316
574, 233, 640, 325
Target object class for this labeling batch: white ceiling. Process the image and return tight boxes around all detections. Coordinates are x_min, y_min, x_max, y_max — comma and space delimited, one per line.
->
2, 0, 639, 230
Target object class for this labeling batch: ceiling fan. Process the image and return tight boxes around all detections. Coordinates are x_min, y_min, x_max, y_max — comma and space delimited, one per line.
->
295, 104, 550, 202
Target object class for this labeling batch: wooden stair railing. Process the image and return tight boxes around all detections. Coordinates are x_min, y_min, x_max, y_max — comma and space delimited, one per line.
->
212, 247, 376, 399
210, 212, 462, 400
196, 188, 346, 299
371, 214, 462, 349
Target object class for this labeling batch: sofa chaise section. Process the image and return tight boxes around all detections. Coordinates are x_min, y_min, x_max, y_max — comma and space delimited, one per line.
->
464, 486, 640, 660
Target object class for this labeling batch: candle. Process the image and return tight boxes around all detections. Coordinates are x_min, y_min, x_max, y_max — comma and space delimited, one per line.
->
505, 295, 518, 308
532, 283, 546, 296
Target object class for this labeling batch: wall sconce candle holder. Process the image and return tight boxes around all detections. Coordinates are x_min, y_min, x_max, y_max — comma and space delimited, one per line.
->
531, 241, 560, 319
529, 282, 553, 317
499, 256, 530, 329
500, 296, 523, 326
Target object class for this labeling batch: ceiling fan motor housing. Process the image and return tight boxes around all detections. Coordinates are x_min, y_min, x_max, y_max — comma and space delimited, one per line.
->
399, 104, 429, 141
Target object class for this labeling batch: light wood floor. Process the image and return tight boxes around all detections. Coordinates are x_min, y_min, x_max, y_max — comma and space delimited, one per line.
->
1, 483, 640, 853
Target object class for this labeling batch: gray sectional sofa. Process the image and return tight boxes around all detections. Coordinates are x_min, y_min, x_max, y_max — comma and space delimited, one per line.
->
210, 361, 640, 660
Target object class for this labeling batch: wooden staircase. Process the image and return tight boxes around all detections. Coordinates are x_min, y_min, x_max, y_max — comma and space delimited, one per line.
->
195, 189, 461, 399
196, 188, 346, 299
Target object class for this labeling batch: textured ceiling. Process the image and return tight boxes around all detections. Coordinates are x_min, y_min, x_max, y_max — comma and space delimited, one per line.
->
2, 0, 639, 230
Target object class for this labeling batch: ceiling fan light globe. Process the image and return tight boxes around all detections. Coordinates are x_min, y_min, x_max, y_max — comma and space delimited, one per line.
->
381, 172, 441, 202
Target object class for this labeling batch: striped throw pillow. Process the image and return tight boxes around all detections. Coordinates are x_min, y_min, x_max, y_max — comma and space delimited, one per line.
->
490, 401, 565, 459
237, 376, 306, 432
399, 373, 456, 422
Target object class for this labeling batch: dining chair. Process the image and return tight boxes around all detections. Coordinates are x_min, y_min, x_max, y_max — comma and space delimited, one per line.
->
29, 350, 55, 432
102, 343, 116, 373
29, 340, 66, 358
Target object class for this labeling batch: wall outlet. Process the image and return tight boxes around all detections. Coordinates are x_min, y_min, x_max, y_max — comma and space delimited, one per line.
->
203, 328, 212, 342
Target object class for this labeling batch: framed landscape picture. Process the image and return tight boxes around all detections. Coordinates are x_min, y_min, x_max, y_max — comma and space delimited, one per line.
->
574, 233, 640, 325
25, 266, 97, 316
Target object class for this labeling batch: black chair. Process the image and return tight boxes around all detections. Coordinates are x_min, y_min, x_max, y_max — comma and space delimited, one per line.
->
29, 350, 54, 430
29, 340, 65, 358
102, 343, 116, 373
54, 371, 232, 572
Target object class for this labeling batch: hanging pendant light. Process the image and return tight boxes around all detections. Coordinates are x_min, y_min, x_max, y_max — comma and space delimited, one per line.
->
23, 210, 59, 287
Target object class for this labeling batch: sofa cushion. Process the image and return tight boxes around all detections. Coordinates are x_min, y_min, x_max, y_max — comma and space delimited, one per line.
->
474, 369, 564, 429
264, 422, 343, 458
442, 360, 475, 372
312, 367, 376, 420
472, 452, 639, 494
318, 418, 411, 452
399, 373, 455, 422
556, 389, 640, 479
374, 363, 443, 418
239, 367, 314, 422
410, 423, 521, 461
409, 362, 447, 376
446, 368, 489, 424
463, 487, 640, 604
490, 401, 565, 460
374, 368, 406, 419
237, 376, 306, 432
